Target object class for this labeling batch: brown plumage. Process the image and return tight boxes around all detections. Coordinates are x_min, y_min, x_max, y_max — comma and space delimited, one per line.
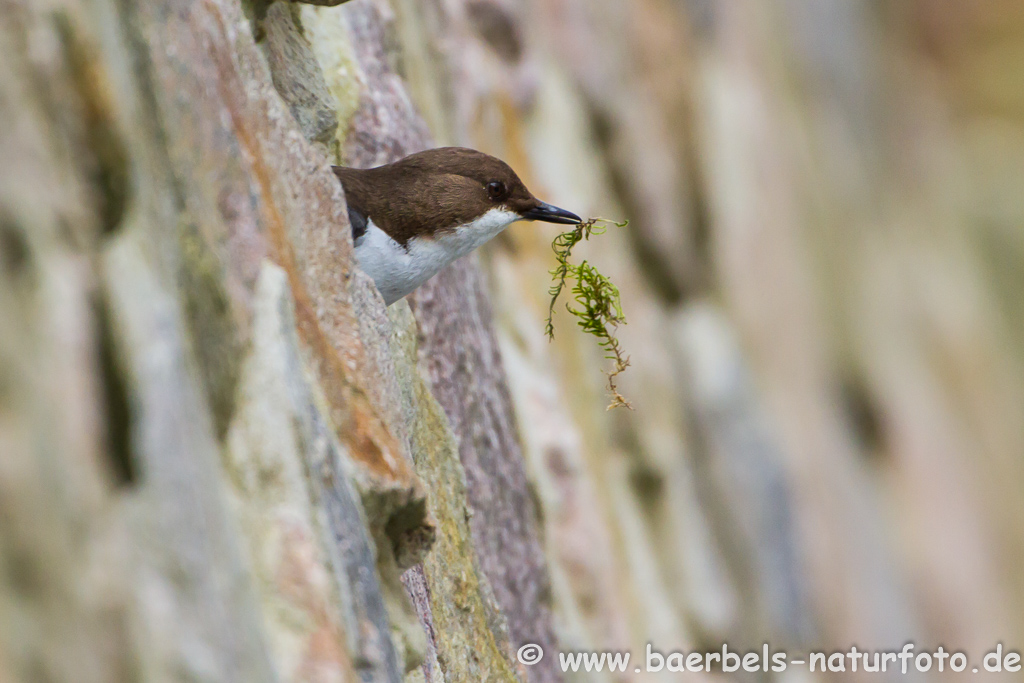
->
333, 147, 562, 247
331, 147, 580, 305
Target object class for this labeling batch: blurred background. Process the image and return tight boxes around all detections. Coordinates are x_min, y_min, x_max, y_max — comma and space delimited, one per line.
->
3, 0, 1024, 681
398, 0, 1024, 674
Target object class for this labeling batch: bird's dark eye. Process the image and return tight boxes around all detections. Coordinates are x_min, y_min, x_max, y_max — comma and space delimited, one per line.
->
486, 181, 507, 201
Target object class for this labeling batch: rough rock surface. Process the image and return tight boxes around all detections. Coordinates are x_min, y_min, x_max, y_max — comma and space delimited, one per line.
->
4, 1, 1024, 683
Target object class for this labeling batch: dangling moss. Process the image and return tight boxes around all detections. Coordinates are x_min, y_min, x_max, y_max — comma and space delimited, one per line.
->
546, 218, 632, 410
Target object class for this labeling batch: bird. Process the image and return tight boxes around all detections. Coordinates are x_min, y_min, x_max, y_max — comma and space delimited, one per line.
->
333, 147, 581, 305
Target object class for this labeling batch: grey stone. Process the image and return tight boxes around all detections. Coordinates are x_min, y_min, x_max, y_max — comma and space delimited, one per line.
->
263, 2, 339, 144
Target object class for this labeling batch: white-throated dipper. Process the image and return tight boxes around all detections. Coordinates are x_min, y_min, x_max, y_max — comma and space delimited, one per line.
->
333, 147, 581, 305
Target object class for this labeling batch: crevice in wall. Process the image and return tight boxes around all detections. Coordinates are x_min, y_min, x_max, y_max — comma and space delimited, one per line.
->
587, 102, 688, 306
0, 213, 32, 287
54, 11, 132, 239
384, 495, 435, 570
178, 222, 243, 443
839, 373, 885, 460
94, 292, 137, 487
260, 2, 339, 145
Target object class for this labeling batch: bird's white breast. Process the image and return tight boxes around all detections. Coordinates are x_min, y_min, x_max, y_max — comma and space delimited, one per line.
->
354, 208, 519, 305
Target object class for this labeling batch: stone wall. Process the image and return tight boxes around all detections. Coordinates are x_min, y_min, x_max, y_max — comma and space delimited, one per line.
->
2, 1, 1023, 682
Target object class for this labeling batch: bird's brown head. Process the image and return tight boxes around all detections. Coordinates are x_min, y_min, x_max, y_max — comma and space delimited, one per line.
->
334, 147, 581, 246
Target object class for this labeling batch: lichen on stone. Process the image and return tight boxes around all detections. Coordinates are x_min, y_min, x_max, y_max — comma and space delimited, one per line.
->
298, 5, 366, 153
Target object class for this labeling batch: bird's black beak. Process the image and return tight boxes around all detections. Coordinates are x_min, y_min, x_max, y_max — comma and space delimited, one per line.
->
521, 201, 582, 225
